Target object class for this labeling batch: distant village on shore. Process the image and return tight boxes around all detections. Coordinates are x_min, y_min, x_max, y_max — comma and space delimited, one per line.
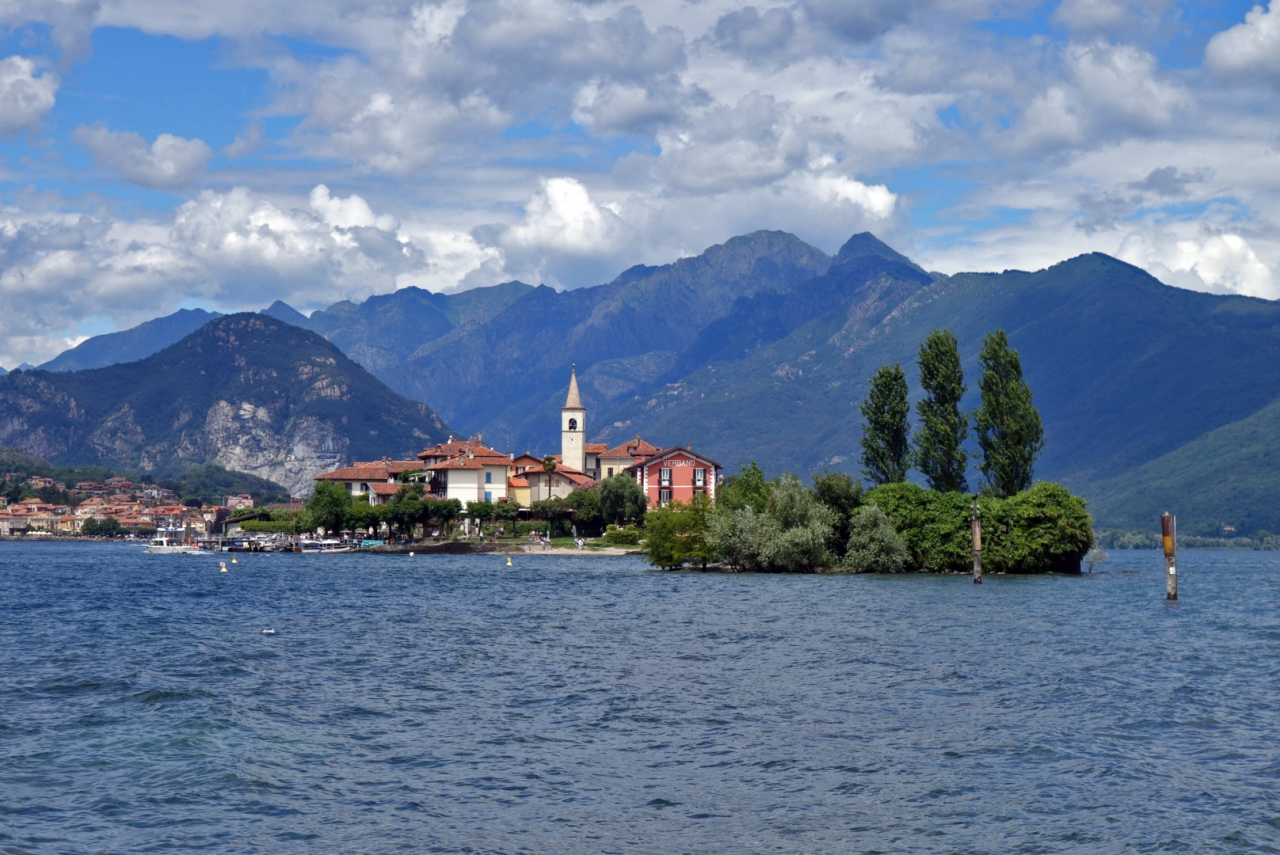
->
0, 367, 722, 538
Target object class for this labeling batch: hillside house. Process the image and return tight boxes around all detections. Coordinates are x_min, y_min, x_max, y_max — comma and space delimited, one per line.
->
627, 446, 722, 508
411, 438, 513, 507
314, 458, 422, 506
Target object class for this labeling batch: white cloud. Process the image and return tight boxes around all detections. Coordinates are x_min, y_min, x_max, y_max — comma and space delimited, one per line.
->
73, 124, 212, 188
1120, 231, 1277, 299
309, 184, 398, 230
1205, 1, 1280, 82
0, 56, 58, 137
502, 177, 625, 256
1007, 41, 1189, 152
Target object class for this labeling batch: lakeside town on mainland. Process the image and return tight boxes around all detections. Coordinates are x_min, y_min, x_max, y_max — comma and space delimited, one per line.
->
0, 368, 722, 544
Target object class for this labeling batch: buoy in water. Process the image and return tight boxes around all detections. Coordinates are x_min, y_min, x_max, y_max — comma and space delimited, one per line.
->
220, 561, 227, 572
506, 556, 513, 566
231, 557, 238, 564
262, 628, 276, 635
409, 551, 414, 557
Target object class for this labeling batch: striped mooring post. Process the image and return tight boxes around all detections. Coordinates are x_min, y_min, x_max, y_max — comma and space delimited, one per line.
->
971, 501, 982, 584
1161, 512, 1178, 600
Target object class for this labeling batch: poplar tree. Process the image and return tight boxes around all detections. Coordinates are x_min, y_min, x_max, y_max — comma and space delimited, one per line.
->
973, 330, 1044, 497
859, 364, 911, 485
913, 329, 969, 493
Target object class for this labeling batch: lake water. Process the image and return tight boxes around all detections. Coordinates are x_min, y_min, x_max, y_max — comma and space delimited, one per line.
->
2, 542, 1279, 853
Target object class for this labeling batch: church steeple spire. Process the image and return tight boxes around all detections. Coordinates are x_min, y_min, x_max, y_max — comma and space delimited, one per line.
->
564, 363, 583, 409
561, 364, 586, 474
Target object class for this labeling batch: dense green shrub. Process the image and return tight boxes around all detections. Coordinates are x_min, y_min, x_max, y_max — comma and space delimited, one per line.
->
602, 524, 643, 546
238, 520, 300, 533
839, 505, 909, 574
866, 480, 1092, 574
707, 474, 836, 572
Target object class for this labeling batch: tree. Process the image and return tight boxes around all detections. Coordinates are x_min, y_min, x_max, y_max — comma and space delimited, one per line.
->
706, 474, 836, 572
541, 454, 557, 501
718, 460, 772, 513
859, 363, 911, 486
599, 473, 649, 525
306, 481, 352, 534
914, 329, 969, 493
973, 330, 1044, 497
839, 505, 909, 573
812, 470, 862, 558
565, 488, 604, 536
644, 494, 714, 570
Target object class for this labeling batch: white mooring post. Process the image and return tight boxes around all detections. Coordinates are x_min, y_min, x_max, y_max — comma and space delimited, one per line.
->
971, 501, 982, 584
1161, 512, 1177, 600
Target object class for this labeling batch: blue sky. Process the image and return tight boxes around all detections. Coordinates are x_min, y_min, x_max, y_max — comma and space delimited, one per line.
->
0, 0, 1278, 366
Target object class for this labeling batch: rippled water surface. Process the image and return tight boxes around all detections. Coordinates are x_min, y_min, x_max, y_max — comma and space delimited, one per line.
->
3, 543, 1280, 853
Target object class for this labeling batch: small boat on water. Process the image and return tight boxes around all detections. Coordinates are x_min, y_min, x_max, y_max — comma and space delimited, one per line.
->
297, 538, 354, 554
145, 535, 197, 554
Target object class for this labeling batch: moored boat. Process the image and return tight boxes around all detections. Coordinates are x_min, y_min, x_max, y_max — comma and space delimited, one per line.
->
145, 535, 197, 554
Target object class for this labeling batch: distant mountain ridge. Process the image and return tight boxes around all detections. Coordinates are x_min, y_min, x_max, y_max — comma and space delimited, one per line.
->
40, 308, 223, 372
0, 314, 450, 496
31, 230, 1280, 534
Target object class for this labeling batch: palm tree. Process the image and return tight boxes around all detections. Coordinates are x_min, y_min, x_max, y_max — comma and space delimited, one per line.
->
542, 455, 557, 501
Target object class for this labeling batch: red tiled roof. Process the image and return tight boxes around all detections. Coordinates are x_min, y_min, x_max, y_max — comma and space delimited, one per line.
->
626, 447, 723, 470
508, 476, 529, 488
417, 439, 511, 462
316, 465, 394, 482
585, 443, 607, 453
599, 436, 661, 460
367, 483, 404, 496
425, 456, 485, 471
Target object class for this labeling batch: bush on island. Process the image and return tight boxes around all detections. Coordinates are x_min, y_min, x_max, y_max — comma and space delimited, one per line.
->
707, 474, 836, 573
837, 505, 909, 574
865, 480, 1093, 574
644, 494, 713, 569
602, 524, 643, 546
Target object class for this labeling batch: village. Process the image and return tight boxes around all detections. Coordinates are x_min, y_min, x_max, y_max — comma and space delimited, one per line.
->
311, 366, 722, 515
0, 473, 250, 538
0, 368, 723, 541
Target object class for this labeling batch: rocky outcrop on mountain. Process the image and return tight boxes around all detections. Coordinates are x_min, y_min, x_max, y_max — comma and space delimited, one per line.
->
0, 314, 450, 496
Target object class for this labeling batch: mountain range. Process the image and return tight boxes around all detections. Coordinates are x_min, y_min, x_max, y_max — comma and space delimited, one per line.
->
15, 230, 1280, 535
0, 314, 449, 496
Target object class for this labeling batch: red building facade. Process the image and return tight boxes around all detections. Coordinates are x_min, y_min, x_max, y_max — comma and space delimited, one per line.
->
627, 447, 722, 508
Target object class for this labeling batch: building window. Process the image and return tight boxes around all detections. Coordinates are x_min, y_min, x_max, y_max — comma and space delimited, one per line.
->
485, 491, 492, 502
568, 418, 578, 431
659, 468, 672, 486
659, 488, 672, 505
485, 471, 492, 483
694, 468, 706, 487
360, 483, 369, 493
607, 467, 614, 477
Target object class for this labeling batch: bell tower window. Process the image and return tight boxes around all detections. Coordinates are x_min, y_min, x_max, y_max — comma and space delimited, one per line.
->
568, 418, 578, 431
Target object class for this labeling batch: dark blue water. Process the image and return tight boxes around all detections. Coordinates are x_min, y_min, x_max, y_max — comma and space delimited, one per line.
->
3, 543, 1280, 853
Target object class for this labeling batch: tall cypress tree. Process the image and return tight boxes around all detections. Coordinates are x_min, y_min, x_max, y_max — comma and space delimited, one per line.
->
913, 329, 969, 493
859, 363, 911, 486
973, 330, 1044, 497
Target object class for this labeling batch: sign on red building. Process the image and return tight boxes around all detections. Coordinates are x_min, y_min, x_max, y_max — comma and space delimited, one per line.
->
626, 447, 722, 508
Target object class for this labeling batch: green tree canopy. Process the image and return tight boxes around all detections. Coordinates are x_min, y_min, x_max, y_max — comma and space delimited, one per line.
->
718, 460, 772, 513
973, 330, 1044, 497
914, 329, 969, 493
306, 481, 352, 534
859, 363, 911, 486
598, 473, 649, 525
812, 470, 863, 558
645, 494, 714, 570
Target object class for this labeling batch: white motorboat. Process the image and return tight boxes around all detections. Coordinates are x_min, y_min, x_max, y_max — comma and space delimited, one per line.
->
146, 535, 197, 554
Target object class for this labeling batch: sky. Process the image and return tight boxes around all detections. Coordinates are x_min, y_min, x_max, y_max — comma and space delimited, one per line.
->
0, 0, 1278, 367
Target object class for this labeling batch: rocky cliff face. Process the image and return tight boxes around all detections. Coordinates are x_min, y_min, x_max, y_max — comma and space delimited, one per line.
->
0, 314, 451, 496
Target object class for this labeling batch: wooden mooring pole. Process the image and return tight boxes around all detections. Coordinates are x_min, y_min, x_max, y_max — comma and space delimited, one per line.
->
972, 501, 982, 584
1161, 512, 1177, 600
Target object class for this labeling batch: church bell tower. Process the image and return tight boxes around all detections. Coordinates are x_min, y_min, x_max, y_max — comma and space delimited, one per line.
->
561, 364, 586, 473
